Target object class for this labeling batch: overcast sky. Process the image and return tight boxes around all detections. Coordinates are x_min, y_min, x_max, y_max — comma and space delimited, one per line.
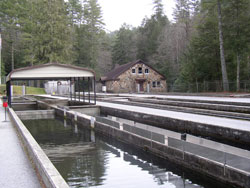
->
99, 0, 176, 32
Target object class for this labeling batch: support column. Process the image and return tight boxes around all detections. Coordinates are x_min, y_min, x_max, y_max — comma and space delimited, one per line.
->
82, 78, 85, 102
7, 81, 11, 106
147, 83, 150, 93
78, 77, 80, 102
88, 77, 90, 104
70, 78, 72, 101
94, 77, 96, 105
11, 85, 13, 100
74, 77, 76, 101
22, 83, 26, 95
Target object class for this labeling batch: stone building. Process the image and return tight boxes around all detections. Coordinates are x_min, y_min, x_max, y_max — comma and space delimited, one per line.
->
101, 60, 167, 93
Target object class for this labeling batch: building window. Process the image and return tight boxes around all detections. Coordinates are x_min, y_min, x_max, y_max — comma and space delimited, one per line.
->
138, 67, 142, 74
145, 68, 149, 74
152, 81, 156, 88
132, 68, 136, 74
157, 81, 160, 87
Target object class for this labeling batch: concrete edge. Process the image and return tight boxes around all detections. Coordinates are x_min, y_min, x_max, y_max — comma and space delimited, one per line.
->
93, 121, 250, 188
42, 101, 250, 188
8, 108, 69, 188
100, 106, 250, 146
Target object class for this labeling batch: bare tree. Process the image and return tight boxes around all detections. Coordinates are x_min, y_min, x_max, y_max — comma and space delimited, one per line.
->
217, 0, 229, 91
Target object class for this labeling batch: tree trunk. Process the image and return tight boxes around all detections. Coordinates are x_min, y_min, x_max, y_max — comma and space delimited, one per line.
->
11, 42, 14, 71
217, 0, 229, 91
248, 56, 250, 79
236, 53, 240, 92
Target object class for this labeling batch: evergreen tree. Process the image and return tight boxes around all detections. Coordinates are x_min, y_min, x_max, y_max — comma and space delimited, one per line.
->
178, 0, 221, 84
74, 0, 104, 69
223, 0, 250, 91
111, 24, 137, 66
66, 0, 83, 25
21, 0, 73, 65
0, 0, 26, 72
137, 0, 168, 63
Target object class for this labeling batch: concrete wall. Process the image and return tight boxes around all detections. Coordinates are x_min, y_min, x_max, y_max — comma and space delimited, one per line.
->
100, 106, 250, 146
42, 99, 69, 106
12, 102, 37, 111
16, 110, 55, 120
8, 108, 69, 188
93, 121, 250, 188
19, 100, 250, 188
68, 106, 100, 116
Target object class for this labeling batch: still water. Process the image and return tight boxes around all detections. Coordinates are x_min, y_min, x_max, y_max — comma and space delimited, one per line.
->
23, 119, 234, 188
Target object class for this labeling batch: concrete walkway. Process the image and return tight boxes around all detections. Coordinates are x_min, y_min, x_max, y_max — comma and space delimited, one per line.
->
0, 100, 41, 188
39, 94, 250, 132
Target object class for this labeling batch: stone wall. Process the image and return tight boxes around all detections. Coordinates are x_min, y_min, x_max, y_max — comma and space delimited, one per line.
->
106, 63, 167, 93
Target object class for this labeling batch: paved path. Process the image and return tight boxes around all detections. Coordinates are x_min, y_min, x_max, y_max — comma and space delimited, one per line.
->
0, 99, 41, 188
117, 93, 250, 103
40, 94, 250, 132
97, 101, 250, 132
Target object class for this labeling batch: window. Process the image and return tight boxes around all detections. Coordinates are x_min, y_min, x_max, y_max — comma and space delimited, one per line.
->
145, 68, 149, 74
132, 68, 136, 74
138, 67, 142, 74
157, 81, 160, 87
152, 81, 156, 88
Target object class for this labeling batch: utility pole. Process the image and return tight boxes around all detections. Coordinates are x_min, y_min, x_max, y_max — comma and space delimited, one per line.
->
0, 28, 2, 85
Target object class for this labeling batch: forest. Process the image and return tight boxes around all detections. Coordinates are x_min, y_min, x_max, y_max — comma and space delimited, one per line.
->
0, 0, 250, 92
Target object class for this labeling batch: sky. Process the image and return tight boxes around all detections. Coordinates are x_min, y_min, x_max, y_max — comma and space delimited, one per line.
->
98, 0, 176, 32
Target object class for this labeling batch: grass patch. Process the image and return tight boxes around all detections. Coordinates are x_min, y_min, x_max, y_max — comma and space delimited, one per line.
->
0, 85, 46, 95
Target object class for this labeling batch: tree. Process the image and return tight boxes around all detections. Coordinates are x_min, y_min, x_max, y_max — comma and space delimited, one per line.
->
111, 24, 137, 66
223, 0, 250, 91
21, 0, 73, 65
137, 0, 168, 62
173, 0, 199, 41
66, 0, 83, 25
0, 0, 27, 72
74, 0, 104, 69
178, 0, 221, 84
217, 0, 229, 91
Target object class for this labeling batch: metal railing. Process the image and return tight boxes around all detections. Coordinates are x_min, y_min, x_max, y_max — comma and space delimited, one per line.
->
168, 81, 250, 93
95, 115, 250, 174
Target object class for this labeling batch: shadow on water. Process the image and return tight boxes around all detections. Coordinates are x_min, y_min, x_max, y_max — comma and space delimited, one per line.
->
23, 118, 236, 188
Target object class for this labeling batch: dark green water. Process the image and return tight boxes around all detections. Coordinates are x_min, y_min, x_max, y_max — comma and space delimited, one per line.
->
23, 119, 235, 188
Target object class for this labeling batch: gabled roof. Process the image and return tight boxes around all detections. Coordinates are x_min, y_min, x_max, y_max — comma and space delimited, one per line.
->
6, 62, 95, 81
101, 59, 166, 81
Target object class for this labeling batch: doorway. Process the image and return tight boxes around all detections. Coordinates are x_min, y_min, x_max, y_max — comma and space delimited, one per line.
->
137, 81, 144, 92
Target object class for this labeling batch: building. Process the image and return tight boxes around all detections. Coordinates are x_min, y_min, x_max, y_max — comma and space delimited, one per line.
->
101, 60, 167, 93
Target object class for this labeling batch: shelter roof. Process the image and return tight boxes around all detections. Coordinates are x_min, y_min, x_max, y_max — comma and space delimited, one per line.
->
6, 62, 95, 81
101, 59, 166, 81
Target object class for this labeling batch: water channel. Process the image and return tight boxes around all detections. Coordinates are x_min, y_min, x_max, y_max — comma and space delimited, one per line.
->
23, 118, 235, 188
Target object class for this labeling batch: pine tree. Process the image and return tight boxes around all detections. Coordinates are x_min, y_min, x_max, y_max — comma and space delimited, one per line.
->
137, 0, 168, 62
21, 0, 73, 65
111, 24, 137, 66
74, 0, 104, 69
223, 0, 250, 91
0, 0, 26, 72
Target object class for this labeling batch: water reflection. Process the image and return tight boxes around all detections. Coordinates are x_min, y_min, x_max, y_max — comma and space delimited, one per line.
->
23, 119, 234, 188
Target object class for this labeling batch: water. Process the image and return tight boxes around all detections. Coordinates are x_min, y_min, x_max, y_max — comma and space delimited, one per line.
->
23, 119, 235, 188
